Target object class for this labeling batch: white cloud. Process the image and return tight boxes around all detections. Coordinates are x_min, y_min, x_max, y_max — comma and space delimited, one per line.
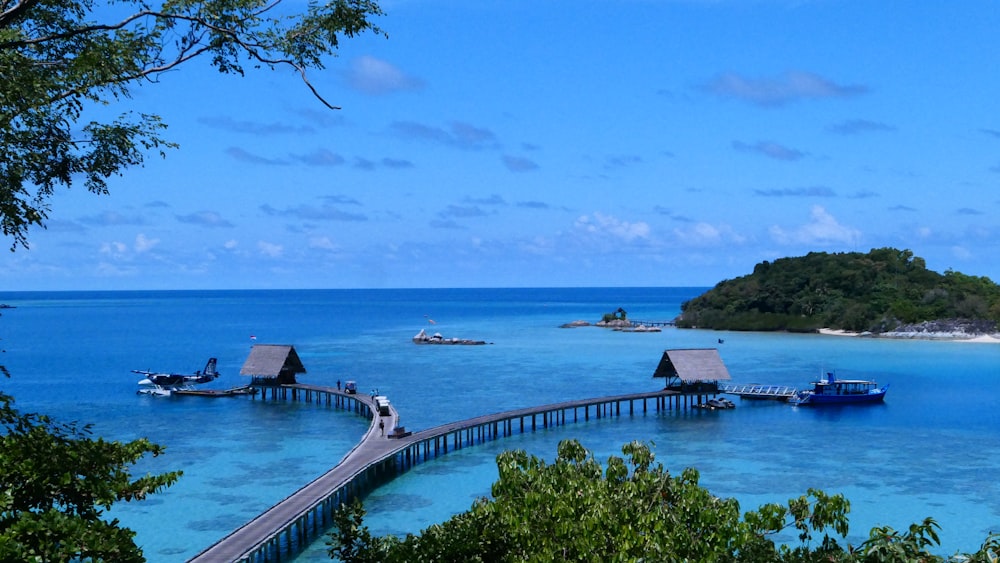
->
673, 222, 746, 247
309, 236, 338, 250
574, 212, 650, 242
346, 55, 423, 95
521, 235, 556, 256
134, 233, 159, 253
951, 246, 972, 260
257, 241, 284, 258
100, 241, 128, 257
705, 71, 867, 107
769, 205, 861, 246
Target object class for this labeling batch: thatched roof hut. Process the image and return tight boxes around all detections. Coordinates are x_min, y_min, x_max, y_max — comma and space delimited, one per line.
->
652, 348, 731, 389
240, 344, 306, 385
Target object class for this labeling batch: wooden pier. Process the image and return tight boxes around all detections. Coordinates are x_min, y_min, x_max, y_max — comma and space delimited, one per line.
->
187, 383, 725, 563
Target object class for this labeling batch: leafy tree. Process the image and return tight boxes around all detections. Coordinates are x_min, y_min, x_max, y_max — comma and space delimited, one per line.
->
0, 384, 181, 561
328, 440, 1000, 562
0, 0, 385, 249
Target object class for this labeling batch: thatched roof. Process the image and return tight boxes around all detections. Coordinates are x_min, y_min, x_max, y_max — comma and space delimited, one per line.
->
651, 348, 731, 381
240, 345, 306, 378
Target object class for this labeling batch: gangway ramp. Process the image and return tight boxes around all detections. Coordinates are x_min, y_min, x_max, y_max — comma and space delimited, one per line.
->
721, 383, 797, 401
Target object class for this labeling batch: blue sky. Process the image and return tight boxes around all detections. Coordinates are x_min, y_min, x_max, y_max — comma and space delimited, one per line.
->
5, 0, 1000, 290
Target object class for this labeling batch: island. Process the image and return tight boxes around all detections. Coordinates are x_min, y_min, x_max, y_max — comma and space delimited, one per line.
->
675, 247, 1000, 338
560, 307, 663, 332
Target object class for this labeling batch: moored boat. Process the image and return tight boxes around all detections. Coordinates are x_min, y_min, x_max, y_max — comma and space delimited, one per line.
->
788, 372, 888, 406
695, 397, 736, 410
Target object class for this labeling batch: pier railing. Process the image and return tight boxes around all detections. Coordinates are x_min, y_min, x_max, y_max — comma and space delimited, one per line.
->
720, 383, 797, 399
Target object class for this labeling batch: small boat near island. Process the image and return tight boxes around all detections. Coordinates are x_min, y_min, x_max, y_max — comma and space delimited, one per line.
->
412, 328, 488, 345
787, 372, 888, 406
695, 397, 736, 410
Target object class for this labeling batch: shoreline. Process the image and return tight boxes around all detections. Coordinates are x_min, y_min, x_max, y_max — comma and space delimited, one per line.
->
818, 327, 1000, 344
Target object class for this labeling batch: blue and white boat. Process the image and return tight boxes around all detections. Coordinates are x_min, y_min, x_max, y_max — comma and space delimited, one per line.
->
788, 372, 888, 406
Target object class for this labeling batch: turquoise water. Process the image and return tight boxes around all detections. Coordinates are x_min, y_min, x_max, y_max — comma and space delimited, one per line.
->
1, 288, 998, 561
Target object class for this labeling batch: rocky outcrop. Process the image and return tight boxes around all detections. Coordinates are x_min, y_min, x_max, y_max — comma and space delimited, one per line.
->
412, 328, 488, 345
879, 318, 998, 339
559, 320, 591, 328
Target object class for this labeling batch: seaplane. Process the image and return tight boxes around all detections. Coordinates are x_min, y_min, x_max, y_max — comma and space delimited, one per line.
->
134, 358, 219, 396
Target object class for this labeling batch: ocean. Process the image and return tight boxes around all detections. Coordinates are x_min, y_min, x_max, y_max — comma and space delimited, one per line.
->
1, 288, 998, 561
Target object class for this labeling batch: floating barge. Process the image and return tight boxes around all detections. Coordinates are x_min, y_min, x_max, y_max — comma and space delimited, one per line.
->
720, 383, 798, 401
173, 385, 258, 398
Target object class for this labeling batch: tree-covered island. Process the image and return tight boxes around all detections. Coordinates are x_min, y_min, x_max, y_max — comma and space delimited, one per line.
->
675, 248, 1000, 335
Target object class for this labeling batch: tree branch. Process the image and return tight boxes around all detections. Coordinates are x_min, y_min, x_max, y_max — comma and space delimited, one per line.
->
0, 0, 41, 28
9, 8, 344, 114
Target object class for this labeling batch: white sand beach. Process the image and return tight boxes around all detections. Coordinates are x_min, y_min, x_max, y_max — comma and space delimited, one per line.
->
818, 327, 1000, 343
959, 334, 1000, 344
818, 328, 858, 337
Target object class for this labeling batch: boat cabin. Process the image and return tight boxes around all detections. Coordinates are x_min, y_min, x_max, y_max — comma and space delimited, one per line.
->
810, 373, 878, 396
652, 348, 732, 392
240, 344, 306, 386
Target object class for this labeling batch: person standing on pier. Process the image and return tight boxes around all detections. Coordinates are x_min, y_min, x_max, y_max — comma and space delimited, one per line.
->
378, 420, 384, 436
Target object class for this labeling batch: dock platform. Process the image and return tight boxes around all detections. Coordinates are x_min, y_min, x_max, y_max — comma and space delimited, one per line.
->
173, 385, 257, 398
720, 383, 797, 401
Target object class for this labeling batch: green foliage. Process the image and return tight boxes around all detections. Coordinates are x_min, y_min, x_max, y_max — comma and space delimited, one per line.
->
328, 440, 1000, 562
331, 440, 930, 562
0, 0, 384, 249
676, 248, 1000, 333
601, 308, 628, 323
0, 387, 180, 561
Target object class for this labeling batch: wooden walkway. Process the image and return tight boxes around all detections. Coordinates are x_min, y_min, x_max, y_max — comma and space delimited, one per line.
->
188, 384, 711, 563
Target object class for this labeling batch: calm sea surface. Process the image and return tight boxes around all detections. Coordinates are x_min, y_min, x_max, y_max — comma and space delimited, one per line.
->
1, 288, 998, 561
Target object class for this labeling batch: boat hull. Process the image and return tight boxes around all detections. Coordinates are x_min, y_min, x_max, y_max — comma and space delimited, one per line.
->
790, 388, 887, 406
